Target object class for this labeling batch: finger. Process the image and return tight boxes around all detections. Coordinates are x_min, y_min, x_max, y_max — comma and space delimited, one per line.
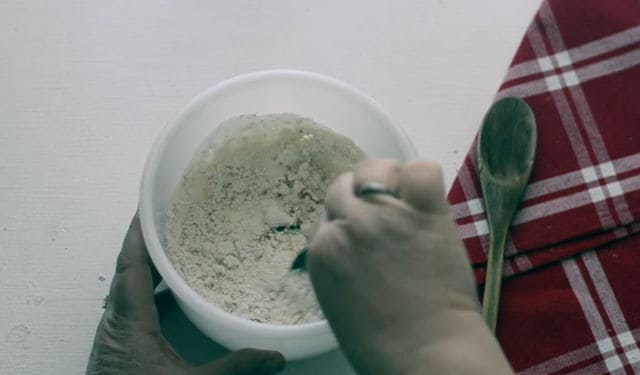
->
398, 160, 448, 213
189, 348, 286, 375
307, 220, 351, 276
352, 159, 401, 199
107, 214, 159, 325
324, 172, 362, 220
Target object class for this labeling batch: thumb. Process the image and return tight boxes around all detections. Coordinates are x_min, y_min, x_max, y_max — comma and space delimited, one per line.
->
189, 348, 286, 375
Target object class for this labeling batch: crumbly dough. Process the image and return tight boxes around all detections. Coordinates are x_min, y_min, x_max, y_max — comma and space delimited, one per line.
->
167, 113, 365, 324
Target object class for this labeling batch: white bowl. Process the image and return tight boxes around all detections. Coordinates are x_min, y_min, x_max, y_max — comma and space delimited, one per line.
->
139, 70, 417, 360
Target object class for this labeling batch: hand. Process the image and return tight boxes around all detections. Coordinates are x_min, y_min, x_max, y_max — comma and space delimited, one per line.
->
307, 159, 512, 375
86, 215, 286, 375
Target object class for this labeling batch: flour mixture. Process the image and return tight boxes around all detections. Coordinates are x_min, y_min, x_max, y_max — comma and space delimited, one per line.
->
167, 113, 365, 324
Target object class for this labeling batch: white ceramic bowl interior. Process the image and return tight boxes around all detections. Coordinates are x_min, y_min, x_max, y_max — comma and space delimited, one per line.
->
139, 70, 417, 360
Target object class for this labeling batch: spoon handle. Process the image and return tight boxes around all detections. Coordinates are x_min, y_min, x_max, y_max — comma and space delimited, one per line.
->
481, 225, 509, 333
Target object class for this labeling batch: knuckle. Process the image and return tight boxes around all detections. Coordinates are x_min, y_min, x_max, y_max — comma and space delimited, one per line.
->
406, 159, 443, 176
402, 160, 445, 195
115, 251, 132, 274
100, 309, 132, 339
115, 247, 148, 275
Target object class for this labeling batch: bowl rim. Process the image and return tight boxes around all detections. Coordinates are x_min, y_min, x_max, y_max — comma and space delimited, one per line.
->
138, 69, 417, 335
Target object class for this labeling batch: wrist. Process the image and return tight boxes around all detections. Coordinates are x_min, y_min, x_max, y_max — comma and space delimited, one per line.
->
401, 310, 513, 375
346, 309, 512, 375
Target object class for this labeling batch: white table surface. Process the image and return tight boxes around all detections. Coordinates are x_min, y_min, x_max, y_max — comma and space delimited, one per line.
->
0, 1, 542, 373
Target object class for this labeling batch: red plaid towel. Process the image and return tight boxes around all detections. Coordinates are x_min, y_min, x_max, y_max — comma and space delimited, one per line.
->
447, 0, 640, 373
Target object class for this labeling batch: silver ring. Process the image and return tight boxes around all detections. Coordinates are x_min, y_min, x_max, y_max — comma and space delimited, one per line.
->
356, 182, 399, 198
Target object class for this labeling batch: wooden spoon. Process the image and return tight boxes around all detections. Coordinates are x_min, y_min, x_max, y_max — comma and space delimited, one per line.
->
478, 97, 537, 333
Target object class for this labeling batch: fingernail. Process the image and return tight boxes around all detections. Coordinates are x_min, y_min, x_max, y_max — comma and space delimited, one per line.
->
259, 358, 286, 374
